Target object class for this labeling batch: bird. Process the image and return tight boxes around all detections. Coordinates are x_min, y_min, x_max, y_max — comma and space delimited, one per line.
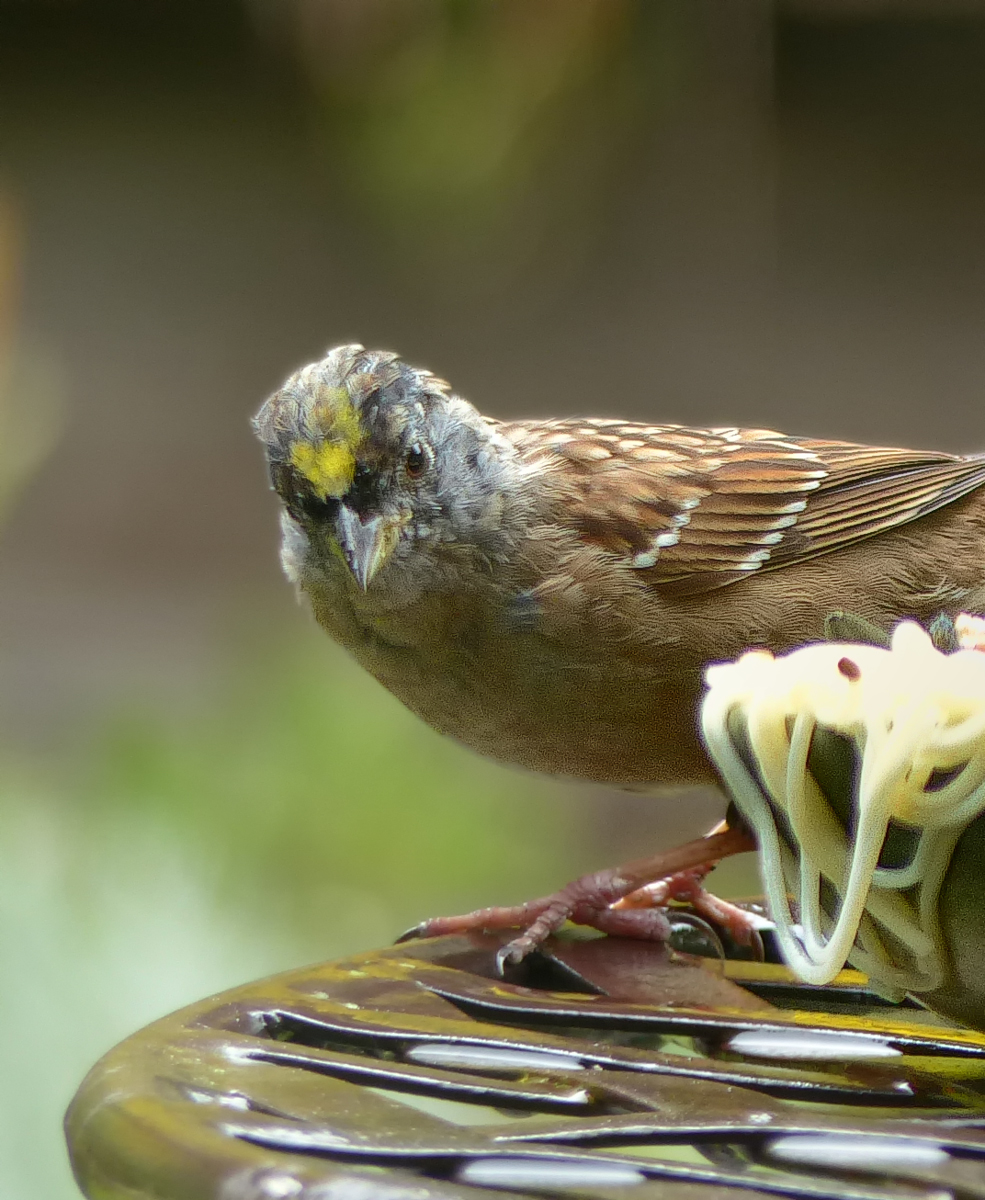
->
253, 343, 985, 964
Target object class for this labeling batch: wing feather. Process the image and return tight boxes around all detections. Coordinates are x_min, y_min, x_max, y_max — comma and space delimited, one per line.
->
502, 418, 985, 594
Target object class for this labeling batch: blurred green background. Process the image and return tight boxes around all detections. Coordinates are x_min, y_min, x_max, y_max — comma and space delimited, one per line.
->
2, 1, 985, 1195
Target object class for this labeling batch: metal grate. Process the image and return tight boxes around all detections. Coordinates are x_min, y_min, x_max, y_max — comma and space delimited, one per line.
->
66, 926, 985, 1200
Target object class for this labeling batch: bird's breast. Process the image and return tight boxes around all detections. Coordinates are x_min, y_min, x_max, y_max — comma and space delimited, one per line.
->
304, 570, 713, 787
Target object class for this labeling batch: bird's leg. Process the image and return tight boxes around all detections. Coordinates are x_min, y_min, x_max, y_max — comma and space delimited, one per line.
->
611, 819, 761, 946
397, 823, 755, 968
613, 867, 761, 946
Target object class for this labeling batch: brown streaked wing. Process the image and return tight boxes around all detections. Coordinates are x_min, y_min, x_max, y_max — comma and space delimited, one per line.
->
502, 420, 985, 593
502, 420, 827, 567
764, 444, 985, 567
655, 439, 985, 585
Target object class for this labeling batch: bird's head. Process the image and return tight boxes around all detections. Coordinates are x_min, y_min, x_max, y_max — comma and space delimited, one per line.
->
253, 344, 516, 595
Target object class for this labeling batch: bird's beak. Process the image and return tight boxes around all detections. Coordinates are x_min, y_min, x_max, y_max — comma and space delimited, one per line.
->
334, 504, 399, 590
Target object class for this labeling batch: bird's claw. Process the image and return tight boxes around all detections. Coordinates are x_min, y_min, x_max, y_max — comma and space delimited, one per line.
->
394, 922, 430, 944
494, 941, 530, 976
392, 825, 756, 969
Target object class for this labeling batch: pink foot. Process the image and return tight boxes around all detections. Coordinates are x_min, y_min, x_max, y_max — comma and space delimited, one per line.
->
613, 868, 762, 947
397, 825, 756, 970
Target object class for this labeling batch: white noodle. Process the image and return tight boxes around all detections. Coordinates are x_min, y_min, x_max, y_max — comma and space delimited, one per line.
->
700, 622, 985, 997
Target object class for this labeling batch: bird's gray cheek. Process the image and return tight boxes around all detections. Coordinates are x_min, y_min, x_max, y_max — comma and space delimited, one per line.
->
478, 492, 506, 530
278, 511, 310, 585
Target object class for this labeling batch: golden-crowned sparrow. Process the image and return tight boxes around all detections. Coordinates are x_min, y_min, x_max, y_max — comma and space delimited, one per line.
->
254, 344, 985, 962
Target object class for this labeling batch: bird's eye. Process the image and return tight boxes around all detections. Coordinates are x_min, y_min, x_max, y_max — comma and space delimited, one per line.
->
405, 443, 427, 478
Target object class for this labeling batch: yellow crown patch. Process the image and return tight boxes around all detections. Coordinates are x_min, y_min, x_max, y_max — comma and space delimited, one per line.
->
289, 386, 365, 499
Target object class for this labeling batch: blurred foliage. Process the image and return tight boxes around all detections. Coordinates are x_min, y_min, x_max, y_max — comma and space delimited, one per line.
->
0, 626, 580, 1199
79, 629, 578, 954
257, 0, 684, 261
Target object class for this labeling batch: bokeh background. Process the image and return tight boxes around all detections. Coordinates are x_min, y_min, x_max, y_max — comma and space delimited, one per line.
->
2, 1, 985, 1194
